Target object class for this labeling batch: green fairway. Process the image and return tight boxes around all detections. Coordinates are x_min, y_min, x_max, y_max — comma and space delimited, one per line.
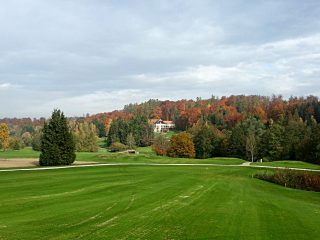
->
0, 165, 319, 240
252, 161, 320, 170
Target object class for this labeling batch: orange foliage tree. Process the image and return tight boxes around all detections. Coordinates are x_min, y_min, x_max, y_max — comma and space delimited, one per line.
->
167, 132, 195, 158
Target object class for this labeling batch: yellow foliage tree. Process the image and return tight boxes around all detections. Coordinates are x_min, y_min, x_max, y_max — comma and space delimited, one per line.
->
0, 123, 10, 151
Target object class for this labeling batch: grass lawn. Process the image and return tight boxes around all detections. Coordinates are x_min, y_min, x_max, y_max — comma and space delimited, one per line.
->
0, 165, 319, 239
252, 160, 320, 170
0, 147, 40, 159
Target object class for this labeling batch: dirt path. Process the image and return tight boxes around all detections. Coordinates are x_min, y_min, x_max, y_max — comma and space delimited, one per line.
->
0, 158, 97, 168
241, 161, 251, 166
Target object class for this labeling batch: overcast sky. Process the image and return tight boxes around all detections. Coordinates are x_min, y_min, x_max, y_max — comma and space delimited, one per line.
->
1, 0, 320, 117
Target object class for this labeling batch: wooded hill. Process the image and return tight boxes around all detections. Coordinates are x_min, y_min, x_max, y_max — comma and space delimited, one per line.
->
1, 95, 320, 163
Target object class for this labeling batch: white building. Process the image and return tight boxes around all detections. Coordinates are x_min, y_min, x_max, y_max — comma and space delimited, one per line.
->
153, 119, 175, 133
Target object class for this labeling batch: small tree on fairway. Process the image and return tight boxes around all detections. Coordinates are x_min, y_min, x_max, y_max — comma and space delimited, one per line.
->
39, 109, 75, 166
246, 133, 256, 162
126, 132, 136, 149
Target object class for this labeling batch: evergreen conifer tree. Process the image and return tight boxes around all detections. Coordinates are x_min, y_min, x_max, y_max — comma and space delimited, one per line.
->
39, 109, 75, 166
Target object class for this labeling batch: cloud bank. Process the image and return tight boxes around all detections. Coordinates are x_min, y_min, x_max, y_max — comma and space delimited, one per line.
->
1, 0, 319, 117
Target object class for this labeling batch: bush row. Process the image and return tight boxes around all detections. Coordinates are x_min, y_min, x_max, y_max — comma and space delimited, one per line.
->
254, 170, 320, 192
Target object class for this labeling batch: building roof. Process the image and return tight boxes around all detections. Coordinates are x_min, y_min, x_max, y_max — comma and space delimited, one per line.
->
163, 121, 174, 124
150, 119, 175, 125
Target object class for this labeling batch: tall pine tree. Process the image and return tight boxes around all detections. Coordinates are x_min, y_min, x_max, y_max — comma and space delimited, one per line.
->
39, 109, 75, 166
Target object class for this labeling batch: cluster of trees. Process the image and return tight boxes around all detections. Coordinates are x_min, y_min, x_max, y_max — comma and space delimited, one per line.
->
153, 115, 320, 164
152, 121, 222, 159
0, 119, 100, 153
106, 115, 154, 150
228, 115, 320, 163
0, 122, 37, 151
69, 121, 99, 152
0, 109, 81, 166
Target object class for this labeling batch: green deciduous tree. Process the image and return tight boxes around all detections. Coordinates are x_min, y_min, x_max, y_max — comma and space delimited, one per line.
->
106, 118, 128, 146
299, 124, 320, 164
92, 119, 106, 138
21, 132, 32, 147
246, 133, 256, 162
261, 123, 285, 161
126, 132, 136, 149
189, 120, 223, 159
128, 115, 154, 147
282, 117, 306, 160
230, 117, 265, 160
31, 127, 42, 151
106, 116, 154, 147
39, 109, 75, 166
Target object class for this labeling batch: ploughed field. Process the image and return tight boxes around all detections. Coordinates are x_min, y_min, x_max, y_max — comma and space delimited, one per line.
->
1, 165, 320, 239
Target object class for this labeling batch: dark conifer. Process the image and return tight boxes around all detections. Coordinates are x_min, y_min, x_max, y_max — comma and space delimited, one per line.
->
39, 109, 75, 166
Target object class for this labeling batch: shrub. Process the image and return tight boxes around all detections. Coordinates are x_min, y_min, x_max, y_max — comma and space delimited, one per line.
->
254, 170, 320, 192
109, 142, 128, 152
152, 134, 170, 156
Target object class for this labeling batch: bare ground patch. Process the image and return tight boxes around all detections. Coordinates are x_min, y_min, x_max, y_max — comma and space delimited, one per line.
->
0, 158, 97, 168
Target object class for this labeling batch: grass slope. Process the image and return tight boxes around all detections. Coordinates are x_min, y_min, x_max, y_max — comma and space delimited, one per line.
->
0, 166, 319, 239
0, 147, 245, 165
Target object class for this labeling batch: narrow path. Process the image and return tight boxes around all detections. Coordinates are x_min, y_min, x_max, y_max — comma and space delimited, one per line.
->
1, 162, 320, 172
241, 161, 251, 166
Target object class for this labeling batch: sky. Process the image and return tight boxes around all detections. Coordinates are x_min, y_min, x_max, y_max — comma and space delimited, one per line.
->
1, 0, 320, 118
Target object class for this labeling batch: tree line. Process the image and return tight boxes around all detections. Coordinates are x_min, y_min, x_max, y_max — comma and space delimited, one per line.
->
0, 119, 99, 152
